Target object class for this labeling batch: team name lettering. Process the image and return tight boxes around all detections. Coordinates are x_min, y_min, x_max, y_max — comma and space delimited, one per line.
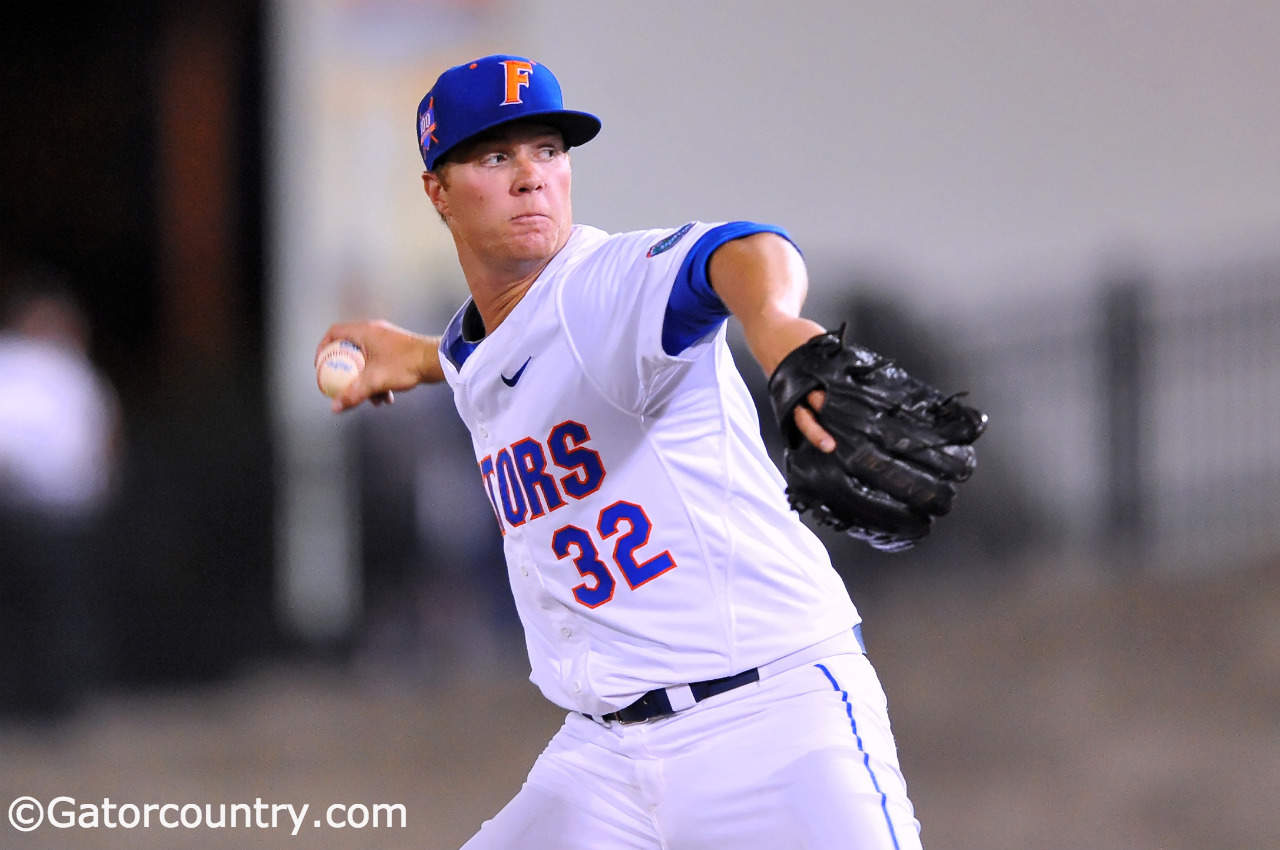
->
478, 420, 606, 533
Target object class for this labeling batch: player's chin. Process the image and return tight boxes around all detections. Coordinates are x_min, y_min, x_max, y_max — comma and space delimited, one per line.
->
505, 221, 561, 256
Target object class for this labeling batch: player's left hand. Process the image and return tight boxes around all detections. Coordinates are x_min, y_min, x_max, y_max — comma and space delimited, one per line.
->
740, 316, 836, 454
792, 390, 835, 454
768, 325, 988, 552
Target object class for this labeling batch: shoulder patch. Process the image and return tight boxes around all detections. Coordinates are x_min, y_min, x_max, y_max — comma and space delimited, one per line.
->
646, 222, 695, 258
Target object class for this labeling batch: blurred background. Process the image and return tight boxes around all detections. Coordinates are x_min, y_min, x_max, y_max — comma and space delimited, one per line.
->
1, 1, 1277, 848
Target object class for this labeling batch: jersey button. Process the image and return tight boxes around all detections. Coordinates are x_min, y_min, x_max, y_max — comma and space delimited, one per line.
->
560, 627, 572, 639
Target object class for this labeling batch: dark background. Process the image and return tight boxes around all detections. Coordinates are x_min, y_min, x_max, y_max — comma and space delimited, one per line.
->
1, 2, 275, 695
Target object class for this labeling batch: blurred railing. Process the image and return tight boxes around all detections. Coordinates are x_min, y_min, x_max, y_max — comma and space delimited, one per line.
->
954, 257, 1280, 571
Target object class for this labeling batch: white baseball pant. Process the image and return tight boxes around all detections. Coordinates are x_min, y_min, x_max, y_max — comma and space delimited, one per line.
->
461, 651, 923, 849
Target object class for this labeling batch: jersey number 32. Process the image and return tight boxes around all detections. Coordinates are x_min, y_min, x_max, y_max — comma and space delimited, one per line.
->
551, 500, 677, 608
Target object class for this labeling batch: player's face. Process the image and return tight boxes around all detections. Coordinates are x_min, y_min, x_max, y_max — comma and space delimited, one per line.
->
426, 123, 573, 272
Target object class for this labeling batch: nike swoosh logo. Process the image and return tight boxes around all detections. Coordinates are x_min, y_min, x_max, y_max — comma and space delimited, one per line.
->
501, 356, 532, 387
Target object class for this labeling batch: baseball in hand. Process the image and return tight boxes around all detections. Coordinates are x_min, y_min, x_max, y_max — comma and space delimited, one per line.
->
315, 339, 365, 398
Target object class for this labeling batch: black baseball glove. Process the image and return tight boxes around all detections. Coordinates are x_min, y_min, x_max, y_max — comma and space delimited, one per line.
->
768, 325, 987, 552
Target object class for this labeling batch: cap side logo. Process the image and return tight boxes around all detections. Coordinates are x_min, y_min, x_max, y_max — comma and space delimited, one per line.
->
419, 96, 438, 152
501, 60, 533, 105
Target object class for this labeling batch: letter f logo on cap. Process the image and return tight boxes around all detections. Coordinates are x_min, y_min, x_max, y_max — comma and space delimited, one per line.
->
501, 59, 533, 105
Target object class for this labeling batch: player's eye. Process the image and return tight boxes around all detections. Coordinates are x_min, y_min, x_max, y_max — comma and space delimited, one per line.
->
478, 152, 507, 166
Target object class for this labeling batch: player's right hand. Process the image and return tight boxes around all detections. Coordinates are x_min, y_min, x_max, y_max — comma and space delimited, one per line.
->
316, 320, 444, 412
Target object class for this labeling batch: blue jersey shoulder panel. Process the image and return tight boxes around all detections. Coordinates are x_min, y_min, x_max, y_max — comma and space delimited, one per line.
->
661, 221, 796, 356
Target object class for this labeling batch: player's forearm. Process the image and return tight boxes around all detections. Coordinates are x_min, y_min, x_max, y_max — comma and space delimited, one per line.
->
707, 233, 826, 376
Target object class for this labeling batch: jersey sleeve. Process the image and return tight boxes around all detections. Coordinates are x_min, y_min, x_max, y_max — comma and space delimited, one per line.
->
661, 221, 795, 357
556, 221, 796, 414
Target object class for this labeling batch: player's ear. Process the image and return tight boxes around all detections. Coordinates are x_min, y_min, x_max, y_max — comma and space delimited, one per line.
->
422, 170, 449, 218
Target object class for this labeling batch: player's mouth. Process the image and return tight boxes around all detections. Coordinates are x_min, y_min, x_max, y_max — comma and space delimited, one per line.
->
510, 213, 550, 224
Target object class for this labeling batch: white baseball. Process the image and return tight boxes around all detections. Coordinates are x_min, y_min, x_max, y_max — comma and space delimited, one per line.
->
315, 339, 365, 398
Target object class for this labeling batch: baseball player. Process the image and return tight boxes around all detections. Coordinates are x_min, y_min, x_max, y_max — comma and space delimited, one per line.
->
319, 54, 953, 850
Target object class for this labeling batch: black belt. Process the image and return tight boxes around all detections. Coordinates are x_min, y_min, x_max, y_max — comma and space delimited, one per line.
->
589, 667, 761, 725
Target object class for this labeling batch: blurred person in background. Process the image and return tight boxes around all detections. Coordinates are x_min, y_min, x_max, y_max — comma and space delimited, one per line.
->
0, 266, 121, 721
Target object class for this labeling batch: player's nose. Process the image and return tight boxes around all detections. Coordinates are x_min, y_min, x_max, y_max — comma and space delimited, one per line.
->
510, 152, 545, 194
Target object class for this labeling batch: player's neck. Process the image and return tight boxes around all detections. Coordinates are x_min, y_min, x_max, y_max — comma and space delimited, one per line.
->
459, 260, 546, 335
456, 234, 568, 333
472, 277, 538, 334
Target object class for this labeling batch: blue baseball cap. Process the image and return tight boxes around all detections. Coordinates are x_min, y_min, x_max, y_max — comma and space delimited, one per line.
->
416, 54, 601, 171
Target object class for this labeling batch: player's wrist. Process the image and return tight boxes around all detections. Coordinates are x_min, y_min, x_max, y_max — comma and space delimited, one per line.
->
416, 334, 445, 384
751, 316, 828, 377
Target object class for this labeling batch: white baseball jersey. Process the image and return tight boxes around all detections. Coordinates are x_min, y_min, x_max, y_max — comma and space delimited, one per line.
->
438, 221, 860, 716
